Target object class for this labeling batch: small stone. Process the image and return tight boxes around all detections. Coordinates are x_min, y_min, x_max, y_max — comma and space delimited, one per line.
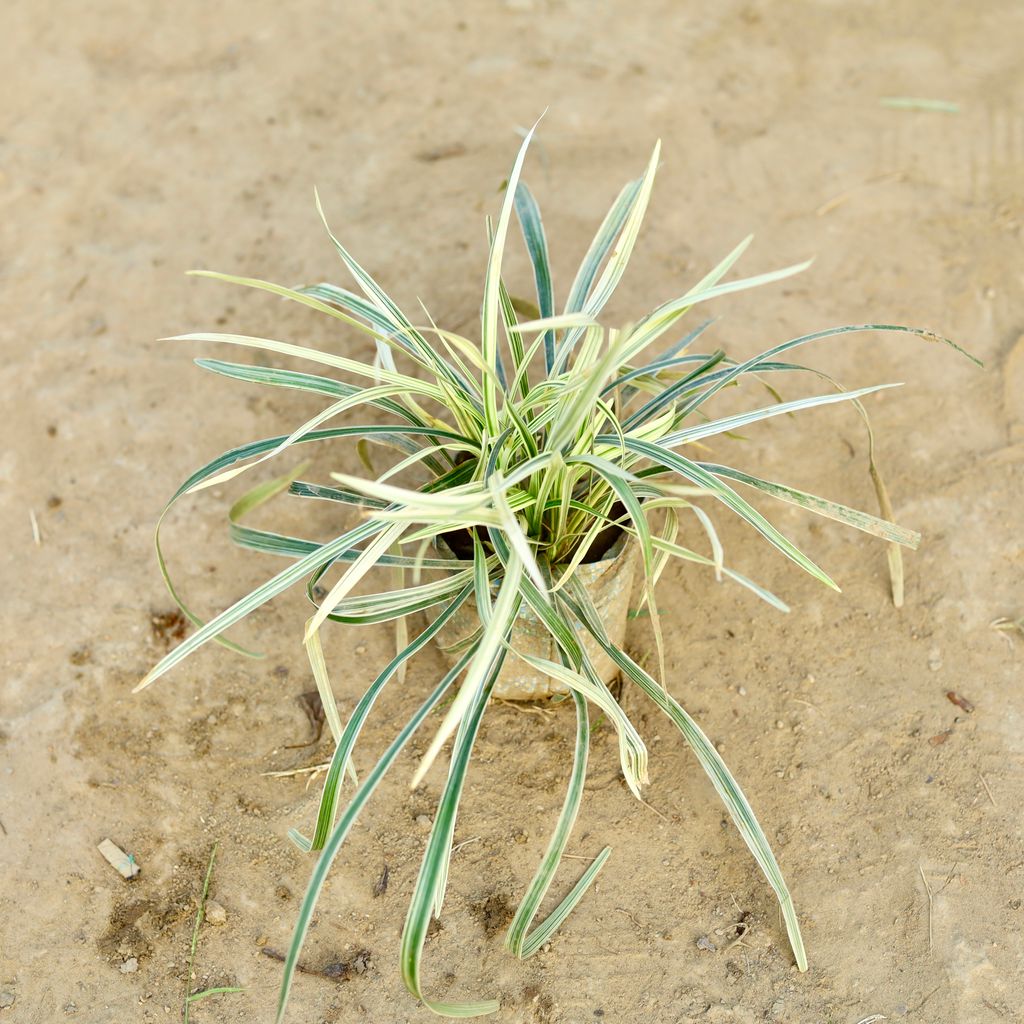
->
775, 720, 785, 729
205, 900, 227, 926
256, 934, 269, 947
737, 686, 747, 696
355, 645, 366, 656
696, 935, 716, 952
414, 814, 432, 829
119, 957, 139, 974
0, 993, 15, 1009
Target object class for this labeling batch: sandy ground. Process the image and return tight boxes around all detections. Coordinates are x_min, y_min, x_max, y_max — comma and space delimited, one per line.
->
2, 2, 1023, 1022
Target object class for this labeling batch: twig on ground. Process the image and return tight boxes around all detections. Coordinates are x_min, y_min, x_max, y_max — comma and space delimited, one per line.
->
816, 171, 904, 216
262, 761, 332, 790
907, 983, 944, 1014
790, 697, 825, 718
979, 773, 997, 807
29, 509, 41, 546
615, 907, 645, 933
262, 762, 331, 778
495, 698, 556, 717
723, 921, 751, 950
991, 616, 1023, 649
880, 97, 960, 113
919, 864, 933, 952
637, 796, 669, 822
919, 863, 958, 954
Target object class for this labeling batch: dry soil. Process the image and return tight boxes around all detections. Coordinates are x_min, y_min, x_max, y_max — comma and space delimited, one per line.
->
2, 2, 1023, 1023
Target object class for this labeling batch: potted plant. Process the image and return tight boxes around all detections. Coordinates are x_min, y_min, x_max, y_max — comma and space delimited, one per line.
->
139, 122, 974, 1020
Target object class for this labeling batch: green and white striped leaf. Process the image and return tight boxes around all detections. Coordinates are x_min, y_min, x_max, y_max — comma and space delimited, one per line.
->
514, 181, 555, 370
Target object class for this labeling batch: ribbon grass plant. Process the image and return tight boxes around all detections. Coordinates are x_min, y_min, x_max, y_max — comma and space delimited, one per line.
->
140, 121, 975, 1019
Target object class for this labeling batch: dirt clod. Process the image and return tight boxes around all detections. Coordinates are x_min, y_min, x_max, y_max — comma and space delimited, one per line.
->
290, 691, 325, 746
149, 610, 187, 645
68, 647, 92, 666
205, 900, 227, 926
261, 946, 371, 982
473, 891, 514, 936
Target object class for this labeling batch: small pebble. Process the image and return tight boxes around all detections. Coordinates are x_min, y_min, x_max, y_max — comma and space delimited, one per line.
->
415, 814, 432, 828
737, 686, 747, 696
0, 993, 15, 1009
775, 720, 785, 729
256, 934, 268, 947
696, 935, 716, 952
205, 900, 227, 926
119, 957, 139, 974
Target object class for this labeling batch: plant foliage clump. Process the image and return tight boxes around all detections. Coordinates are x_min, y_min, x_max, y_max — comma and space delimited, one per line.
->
141, 121, 974, 1019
